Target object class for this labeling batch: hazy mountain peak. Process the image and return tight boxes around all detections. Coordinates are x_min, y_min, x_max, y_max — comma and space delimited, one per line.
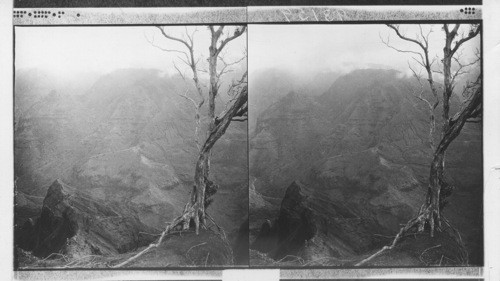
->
333, 68, 402, 87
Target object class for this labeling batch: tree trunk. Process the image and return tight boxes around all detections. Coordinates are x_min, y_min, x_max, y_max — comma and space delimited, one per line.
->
178, 27, 247, 235
416, 84, 481, 236
419, 148, 444, 237
184, 87, 248, 234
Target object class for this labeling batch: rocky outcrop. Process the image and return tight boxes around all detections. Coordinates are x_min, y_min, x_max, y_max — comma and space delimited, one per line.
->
252, 181, 316, 259
16, 179, 156, 259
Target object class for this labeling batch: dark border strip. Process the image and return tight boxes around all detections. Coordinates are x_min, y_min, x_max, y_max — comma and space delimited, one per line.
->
14, 0, 482, 8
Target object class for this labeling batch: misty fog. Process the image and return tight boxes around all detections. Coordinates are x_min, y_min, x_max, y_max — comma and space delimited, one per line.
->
248, 24, 480, 90
15, 25, 247, 96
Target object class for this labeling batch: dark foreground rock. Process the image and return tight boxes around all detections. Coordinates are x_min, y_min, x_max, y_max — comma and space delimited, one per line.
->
16, 179, 156, 260
251, 180, 394, 264
252, 181, 317, 259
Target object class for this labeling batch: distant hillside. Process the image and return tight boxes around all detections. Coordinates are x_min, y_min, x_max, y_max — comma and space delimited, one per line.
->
249, 68, 482, 266
14, 68, 248, 256
249, 68, 340, 133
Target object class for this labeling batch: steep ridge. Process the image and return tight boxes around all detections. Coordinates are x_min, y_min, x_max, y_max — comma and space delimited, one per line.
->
250, 69, 482, 265
15, 180, 234, 268
16, 179, 156, 259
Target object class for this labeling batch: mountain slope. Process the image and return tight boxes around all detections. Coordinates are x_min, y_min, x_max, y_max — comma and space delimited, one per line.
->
249, 68, 482, 266
14, 68, 248, 266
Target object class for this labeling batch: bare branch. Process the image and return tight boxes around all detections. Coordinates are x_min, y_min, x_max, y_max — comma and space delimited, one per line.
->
452, 74, 482, 121
216, 26, 247, 56
173, 62, 187, 81
178, 89, 198, 110
197, 68, 209, 74
231, 116, 247, 122
156, 26, 192, 51
411, 56, 426, 69
177, 89, 202, 149
216, 71, 248, 119
407, 62, 437, 151
386, 25, 440, 108
217, 55, 246, 79
172, 54, 188, 68
146, 33, 190, 57
185, 26, 197, 47
450, 25, 480, 56
208, 85, 248, 141
450, 54, 480, 85
154, 26, 205, 107
380, 32, 425, 66
386, 24, 427, 52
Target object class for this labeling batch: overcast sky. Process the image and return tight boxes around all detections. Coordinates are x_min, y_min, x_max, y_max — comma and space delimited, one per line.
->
15, 25, 246, 80
16, 24, 479, 83
249, 24, 480, 79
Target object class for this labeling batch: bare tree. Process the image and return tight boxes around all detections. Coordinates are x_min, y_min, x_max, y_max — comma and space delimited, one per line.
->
113, 25, 247, 268
357, 24, 481, 266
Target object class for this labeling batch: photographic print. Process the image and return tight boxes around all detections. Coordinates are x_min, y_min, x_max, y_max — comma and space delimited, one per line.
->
248, 23, 482, 267
14, 25, 249, 269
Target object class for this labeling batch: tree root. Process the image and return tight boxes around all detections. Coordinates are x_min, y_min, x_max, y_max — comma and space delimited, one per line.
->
441, 216, 469, 264
206, 212, 227, 240
56, 255, 102, 269
275, 254, 305, 264
418, 244, 442, 265
416, 202, 441, 237
109, 175, 229, 269
205, 211, 235, 265
354, 202, 449, 267
110, 201, 205, 268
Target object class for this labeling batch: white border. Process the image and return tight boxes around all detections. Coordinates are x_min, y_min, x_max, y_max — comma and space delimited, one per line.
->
3, 1, 500, 280
1, 0, 14, 280
481, 0, 500, 280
